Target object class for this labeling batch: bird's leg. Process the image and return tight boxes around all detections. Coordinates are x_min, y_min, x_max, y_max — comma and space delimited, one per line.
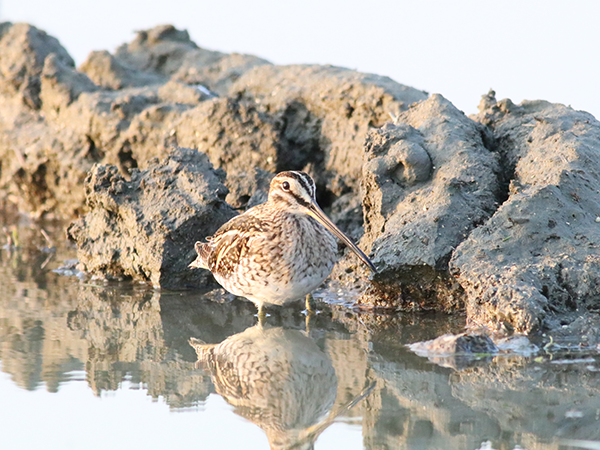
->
257, 304, 267, 327
305, 293, 317, 335
305, 293, 317, 314
305, 312, 312, 335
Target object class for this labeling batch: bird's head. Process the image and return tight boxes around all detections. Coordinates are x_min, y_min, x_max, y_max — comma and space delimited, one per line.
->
268, 171, 317, 213
268, 171, 377, 273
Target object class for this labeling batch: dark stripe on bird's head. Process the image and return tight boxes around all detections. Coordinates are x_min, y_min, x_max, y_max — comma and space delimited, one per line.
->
291, 192, 311, 208
286, 171, 316, 199
270, 187, 311, 208
269, 171, 318, 209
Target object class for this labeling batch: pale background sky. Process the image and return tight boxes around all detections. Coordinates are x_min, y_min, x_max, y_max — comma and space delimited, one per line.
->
2, 0, 599, 119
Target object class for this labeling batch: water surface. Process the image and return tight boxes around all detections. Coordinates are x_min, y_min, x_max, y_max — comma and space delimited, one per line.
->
1, 222, 599, 450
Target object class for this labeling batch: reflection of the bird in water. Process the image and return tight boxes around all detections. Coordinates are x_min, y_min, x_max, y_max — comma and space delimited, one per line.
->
190, 324, 373, 450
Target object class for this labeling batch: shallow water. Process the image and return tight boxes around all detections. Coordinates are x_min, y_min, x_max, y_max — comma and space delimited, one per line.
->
1, 222, 600, 450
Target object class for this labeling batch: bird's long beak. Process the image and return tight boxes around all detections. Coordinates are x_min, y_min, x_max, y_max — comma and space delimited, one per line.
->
307, 201, 377, 273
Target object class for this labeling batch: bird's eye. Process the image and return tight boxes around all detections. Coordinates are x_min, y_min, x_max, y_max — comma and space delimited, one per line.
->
281, 181, 290, 191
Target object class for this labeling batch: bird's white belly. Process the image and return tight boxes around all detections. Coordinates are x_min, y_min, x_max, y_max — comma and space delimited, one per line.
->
217, 258, 334, 307
256, 265, 333, 306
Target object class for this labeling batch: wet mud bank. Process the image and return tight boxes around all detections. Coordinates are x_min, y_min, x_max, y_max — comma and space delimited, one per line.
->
1, 22, 600, 342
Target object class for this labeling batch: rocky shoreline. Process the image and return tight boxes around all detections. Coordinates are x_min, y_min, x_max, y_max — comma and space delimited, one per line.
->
1, 22, 599, 341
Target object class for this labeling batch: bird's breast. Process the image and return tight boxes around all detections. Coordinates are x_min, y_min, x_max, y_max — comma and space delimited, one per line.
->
282, 215, 338, 281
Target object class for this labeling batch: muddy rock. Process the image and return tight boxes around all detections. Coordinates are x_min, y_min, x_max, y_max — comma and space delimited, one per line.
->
224, 167, 274, 210
175, 63, 429, 214
79, 50, 165, 90
1, 72, 200, 219
174, 97, 280, 173
408, 333, 499, 369
230, 64, 428, 200
1, 23, 424, 222
67, 147, 236, 288
0, 76, 199, 219
0, 87, 96, 218
114, 25, 203, 75
172, 52, 272, 96
0, 22, 74, 109
450, 92, 600, 334
40, 53, 99, 113
114, 24, 270, 95
172, 61, 428, 212
58, 85, 178, 165
0, 23, 89, 218
0, 24, 270, 218
337, 94, 500, 311
168, 97, 284, 208
157, 79, 210, 105
409, 333, 498, 357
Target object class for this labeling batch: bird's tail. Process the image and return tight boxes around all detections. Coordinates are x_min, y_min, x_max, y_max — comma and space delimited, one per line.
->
188, 241, 211, 270
188, 337, 217, 367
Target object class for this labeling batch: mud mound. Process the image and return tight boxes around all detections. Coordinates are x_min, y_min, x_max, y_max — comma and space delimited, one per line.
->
451, 92, 600, 333
67, 147, 236, 288
0, 23, 426, 220
331, 94, 499, 311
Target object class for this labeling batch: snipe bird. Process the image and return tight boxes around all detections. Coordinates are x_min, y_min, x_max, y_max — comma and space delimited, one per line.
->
189, 171, 376, 314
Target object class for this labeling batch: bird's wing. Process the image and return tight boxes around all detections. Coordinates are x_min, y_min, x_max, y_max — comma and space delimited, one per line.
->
208, 213, 271, 275
211, 208, 269, 238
